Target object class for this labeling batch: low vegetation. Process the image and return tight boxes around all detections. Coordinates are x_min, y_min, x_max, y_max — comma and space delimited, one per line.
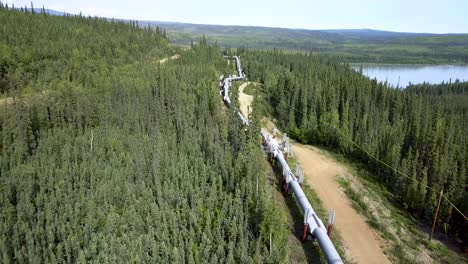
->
242, 82, 259, 96
336, 166, 466, 263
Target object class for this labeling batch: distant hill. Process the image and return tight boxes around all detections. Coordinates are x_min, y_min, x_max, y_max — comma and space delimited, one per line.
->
13, 7, 66, 16
39, 8, 65, 16
141, 22, 427, 44
120, 20, 467, 64
148, 22, 468, 64
140, 21, 465, 44
12, 7, 468, 64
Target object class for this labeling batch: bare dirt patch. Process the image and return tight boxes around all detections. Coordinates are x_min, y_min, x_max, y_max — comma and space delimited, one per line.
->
158, 54, 180, 64
238, 82, 253, 118
292, 143, 391, 264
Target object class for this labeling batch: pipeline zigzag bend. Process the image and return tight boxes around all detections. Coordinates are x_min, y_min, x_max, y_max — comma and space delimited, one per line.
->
220, 56, 343, 264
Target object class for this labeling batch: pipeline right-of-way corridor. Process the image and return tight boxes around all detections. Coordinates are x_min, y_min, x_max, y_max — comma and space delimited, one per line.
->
220, 55, 343, 264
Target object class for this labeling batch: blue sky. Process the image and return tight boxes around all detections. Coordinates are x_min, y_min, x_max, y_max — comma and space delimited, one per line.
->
5, 0, 468, 33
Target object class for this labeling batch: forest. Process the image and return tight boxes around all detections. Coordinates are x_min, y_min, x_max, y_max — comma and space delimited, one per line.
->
1, 2, 467, 262
155, 22, 468, 64
0, 6, 288, 263
239, 48, 468, 246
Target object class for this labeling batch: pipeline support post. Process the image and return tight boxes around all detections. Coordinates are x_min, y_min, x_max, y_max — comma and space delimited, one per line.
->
302, 224, 309, 242
327, 209, 336, 238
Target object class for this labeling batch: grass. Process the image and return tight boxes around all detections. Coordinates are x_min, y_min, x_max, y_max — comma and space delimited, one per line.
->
331, 153, 467, 264
336, 177, 393, 242
242, 82, 259, 96
262, 151, 325, 263
336, 177, 368, 212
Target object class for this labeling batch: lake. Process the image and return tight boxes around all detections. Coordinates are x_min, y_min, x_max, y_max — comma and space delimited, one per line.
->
353, 65, 468, 88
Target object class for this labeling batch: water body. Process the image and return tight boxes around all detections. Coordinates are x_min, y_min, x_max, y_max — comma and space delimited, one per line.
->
353, 65, 468, 88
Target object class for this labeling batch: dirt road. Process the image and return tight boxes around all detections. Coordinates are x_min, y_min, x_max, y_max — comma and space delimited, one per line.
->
292, 143, 391, 264
238, 82, 253, 118
236, 68, 390, 264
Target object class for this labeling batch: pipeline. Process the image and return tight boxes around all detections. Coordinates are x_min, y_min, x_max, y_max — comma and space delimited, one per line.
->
261, 129, 342, 264
221, 55, 343, 264
220, 56, 249, 125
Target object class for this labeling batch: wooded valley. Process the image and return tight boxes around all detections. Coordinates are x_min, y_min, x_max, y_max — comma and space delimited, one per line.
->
0, 6, 287, 263
1, 3, 467, 263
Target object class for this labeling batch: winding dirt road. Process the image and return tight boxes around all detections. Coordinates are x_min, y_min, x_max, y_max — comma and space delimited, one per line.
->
293, 144, 391, 264
237, 83, 391, 263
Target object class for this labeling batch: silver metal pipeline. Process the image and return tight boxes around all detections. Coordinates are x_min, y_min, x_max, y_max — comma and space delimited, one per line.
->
260, 129, 343, 264
221, 56, 248, 125
222, 56, 342, 263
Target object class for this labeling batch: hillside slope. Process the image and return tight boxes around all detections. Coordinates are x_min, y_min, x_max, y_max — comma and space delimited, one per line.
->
239, 48, 468, 261
0, 7, 287, 263
7, 5, 468, 64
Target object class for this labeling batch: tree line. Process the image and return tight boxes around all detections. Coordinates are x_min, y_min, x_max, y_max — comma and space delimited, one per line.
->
0, 6, 288, 263
239, 48, 468, 246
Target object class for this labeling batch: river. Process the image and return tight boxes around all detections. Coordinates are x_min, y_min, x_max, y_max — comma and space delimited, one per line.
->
353, 64, 468, 88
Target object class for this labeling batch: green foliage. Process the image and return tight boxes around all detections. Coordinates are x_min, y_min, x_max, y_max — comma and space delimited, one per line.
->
336, 165, 466, 263
240, 48, 468, 247
337, 178, 368, 213
242, 82, 257, 96
154, 23, 468, 64
0, 7, 284, 263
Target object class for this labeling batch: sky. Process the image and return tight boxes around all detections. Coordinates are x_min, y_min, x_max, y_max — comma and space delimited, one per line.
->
4, 0, 468, 33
